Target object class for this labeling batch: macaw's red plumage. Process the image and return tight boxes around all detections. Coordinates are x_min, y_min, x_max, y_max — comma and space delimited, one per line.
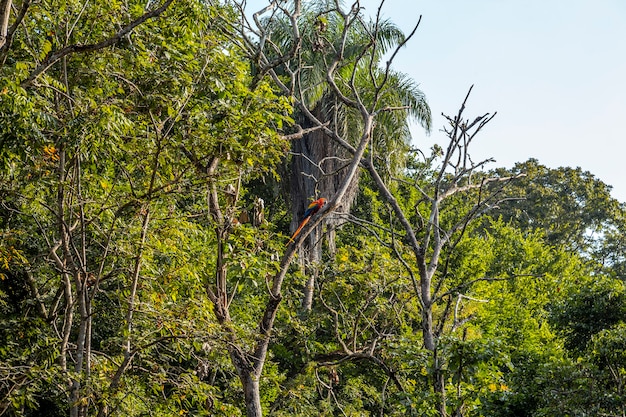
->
286, 198, 327, 245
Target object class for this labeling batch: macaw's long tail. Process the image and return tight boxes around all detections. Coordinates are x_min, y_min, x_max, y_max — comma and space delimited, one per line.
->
286, 216, 311, 246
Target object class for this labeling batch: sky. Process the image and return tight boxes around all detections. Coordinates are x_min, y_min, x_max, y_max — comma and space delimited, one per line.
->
359, 0, 626, 202
246, 1, 626, 202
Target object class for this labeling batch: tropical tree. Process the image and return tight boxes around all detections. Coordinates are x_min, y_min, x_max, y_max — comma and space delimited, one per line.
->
235, 0, 431, 311
235, 2, 533, 415
4, 1, 624, 416
0, 1, 292, 415
491, 159, 623, 254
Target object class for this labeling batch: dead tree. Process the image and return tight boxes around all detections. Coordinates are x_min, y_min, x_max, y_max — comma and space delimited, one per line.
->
342, 86, 524, 415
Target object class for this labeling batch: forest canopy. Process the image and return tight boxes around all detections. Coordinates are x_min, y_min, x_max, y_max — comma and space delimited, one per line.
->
1, 1, 625, 416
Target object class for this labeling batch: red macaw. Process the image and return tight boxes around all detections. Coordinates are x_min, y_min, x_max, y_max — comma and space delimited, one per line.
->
286, 197, 327, 245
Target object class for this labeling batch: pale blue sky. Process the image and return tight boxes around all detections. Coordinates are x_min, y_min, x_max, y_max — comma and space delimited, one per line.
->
246, 1, 626, 202
358, 0, 626, 202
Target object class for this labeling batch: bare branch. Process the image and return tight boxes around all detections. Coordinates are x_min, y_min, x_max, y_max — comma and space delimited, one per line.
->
281, 122, 330, 140
378, 15, 422, 97
437, 173, 526, 204
451, 294, 488, 332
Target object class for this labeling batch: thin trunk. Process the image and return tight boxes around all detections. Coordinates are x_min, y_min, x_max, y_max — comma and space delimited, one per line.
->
422, 305, 435, 352
25, 270, 48, 319
216, 228, 228, 307
301, 226, 319, 312
0, 0, 11, 50
327, 226, 336, 255
241, 372, 262, 417
213, 296, 264, 416
66, 274, 77, 417
301, 270, 316, 312
55, 144, 80, 417
74, 152, 90, 417
84, 303, 92, 395
73, 280, 89, 417
433, 350, 447, 417
59, 272, 73, 373
434, 372, 447, 417
125, 208, 150, 355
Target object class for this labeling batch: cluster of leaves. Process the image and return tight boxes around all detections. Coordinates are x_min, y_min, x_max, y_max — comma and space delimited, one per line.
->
0, 0, 292, 415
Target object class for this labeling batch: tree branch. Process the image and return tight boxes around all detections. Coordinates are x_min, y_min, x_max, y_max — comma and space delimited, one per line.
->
281, 122, 331, 141
20, 0, 174, 87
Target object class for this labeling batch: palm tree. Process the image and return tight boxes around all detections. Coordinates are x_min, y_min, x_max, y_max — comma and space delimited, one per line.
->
256, 0, 431, 310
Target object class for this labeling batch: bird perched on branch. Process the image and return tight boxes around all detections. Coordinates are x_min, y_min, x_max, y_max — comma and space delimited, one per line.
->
286, 197, 327, 246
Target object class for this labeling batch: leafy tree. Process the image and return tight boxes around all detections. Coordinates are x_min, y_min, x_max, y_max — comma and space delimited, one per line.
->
238, 14, 531, 409
492, 159, 623, 256
587, 323, 626, 415
550, 277, 626, 353
1, 1, 291, 416
355, 88, 524, 416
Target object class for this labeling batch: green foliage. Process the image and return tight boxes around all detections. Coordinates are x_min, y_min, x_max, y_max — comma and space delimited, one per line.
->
492, 159, 623, 254
1, 1, 624, 416
261, 1, 430, 176
550, 276, 626, 352
0, 0, 292, 415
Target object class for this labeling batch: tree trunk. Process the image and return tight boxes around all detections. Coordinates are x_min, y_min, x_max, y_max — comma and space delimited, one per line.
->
433, 350, 447, 417
290, 105, 360, 311
301, 269, 316, 312
226, 339, 265, 417
422, 305, 435, 351
300, 225, 319, 312
241, 372, 262, 417
71, 281, 89, 417
434, 371, 447, 417
0, 0, 11, 50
